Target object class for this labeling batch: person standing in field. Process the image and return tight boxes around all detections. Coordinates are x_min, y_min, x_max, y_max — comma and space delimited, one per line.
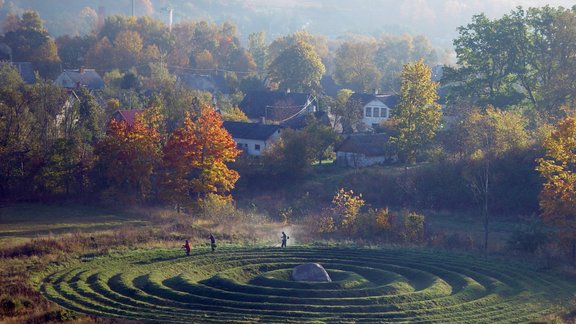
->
182, 239, 191, 256
281, 232, 289, 248
208, 233, 216, 253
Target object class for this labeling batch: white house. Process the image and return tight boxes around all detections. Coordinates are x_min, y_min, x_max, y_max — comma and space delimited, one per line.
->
347, 92, 399, 130
223, 121, 282, 156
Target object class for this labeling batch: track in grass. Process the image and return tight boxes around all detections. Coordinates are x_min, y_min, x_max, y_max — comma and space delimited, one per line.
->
39, 247, 574, 323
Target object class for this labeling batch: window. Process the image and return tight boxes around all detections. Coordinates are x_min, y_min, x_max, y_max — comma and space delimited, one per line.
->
365, 107, 372, 117
381, 108, 388, 118
373, 107, 380, 117
255, 144, 261, 151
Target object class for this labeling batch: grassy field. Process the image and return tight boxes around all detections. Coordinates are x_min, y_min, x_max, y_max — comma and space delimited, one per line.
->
0, 203, 149, 245
1, 202, 572, 323
36, 246, 576, 323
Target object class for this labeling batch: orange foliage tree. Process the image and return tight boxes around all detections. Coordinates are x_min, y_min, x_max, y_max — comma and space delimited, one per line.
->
160, 106, 240, 210
95, 112, 161, 203
536, 117, 576, 261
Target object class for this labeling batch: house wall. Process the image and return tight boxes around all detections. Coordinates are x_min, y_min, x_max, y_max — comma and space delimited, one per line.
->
235, 130, 281, 156
361, 100, 390, 129
335, 152, 388, 168
55, 74, 75, 88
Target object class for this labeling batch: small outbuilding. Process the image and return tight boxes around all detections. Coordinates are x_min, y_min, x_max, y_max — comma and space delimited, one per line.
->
334, 133, 395, 168
223, 121, 281, 156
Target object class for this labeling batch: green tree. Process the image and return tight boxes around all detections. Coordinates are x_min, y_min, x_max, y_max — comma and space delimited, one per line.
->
267, 41, 325, 92
330, 89, 363, 133
391, 60, 442, 165
461, 106, 530, 256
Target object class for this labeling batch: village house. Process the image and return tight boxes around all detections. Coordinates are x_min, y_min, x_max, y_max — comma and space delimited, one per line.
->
55, 68, 105, 90
239, 90, 318, 124
176, 73, 230, 94
111, 109, 145, 127
347, 91, 399, 131
223, 121, 282, 156
334, 133, 396, 168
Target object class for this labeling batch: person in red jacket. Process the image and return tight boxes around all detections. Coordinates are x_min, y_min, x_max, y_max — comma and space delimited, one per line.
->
182, 239, 191, 256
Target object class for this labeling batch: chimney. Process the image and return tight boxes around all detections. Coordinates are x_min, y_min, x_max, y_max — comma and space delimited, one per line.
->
97, 6, 106, 31
373, 88, 379, 95
79, 66, 85, 74
260, 116, 266, 124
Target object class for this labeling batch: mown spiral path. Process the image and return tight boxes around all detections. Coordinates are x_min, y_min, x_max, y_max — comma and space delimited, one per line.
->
39, 247, 574, 323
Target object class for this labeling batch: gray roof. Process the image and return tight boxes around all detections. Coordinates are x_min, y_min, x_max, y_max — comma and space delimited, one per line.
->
223, 121, 281, 141
348, 93, 399, 108
335, 133, 390, 156
178, 73, 229, 93
239, 90, 315, 122
12, 62, 35, 84
56, 69, 104, 90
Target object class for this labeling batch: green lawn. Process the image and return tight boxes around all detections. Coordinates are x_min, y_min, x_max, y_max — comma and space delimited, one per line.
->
37, 246, 576, 323
0, 203, 148, 244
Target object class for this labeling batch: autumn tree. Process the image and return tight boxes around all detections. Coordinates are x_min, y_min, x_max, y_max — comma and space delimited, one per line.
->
267, 41, 325, 92
1, 11, 61, 78
391, 60, 442, 165
536, 117, 576, 263
160, 106, 240, 210
334, 41, 381, 92
376, 34, 439, 92
248, 32, 267, 77
95, 113, 161, 204
320, 188, 365, 233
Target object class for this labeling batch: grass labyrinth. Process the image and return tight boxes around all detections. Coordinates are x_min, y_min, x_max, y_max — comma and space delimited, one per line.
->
39, 247, 574, 323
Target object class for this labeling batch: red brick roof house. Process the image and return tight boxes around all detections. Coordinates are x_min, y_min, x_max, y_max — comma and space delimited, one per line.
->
111, 109, 145, 127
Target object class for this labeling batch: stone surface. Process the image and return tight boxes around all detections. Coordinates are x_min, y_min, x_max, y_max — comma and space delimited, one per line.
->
291, 263, 332, 282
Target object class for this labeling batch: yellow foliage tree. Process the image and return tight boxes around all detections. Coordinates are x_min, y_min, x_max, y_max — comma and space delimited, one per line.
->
536, 117, 576, 261
331, 188, 365, 232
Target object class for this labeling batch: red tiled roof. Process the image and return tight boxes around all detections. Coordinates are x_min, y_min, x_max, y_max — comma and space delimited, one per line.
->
113, 109, 144, 126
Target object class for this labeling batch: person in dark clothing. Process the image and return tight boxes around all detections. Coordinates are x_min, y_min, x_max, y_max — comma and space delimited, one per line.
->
182, 239, 191, 256
281, 232, 289, 248
208, 233, 216, 252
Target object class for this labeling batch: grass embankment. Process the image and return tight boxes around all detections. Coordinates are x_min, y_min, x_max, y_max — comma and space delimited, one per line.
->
36, 246, 576, 323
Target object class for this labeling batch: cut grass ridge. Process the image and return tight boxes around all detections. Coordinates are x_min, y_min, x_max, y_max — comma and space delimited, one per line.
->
38, 246, 575, 323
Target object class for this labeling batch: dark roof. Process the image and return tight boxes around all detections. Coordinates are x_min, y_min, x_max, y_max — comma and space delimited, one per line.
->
348, 93, 399, 108
281, 111, 330, 130
239, 91, 314, 121
320, 75, 340, 97
12, 62, 35, 84
335, 133, 390, 156
112, 109, 144, 127
178, 73, 229, 93
223, 121, 281, 141
56, 69, 104, 90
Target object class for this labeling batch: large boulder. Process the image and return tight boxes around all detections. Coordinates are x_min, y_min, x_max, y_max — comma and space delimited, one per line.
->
291, 263, 332, 282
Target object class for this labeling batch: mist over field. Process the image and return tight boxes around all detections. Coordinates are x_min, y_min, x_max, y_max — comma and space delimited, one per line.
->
3, 0, 575, 46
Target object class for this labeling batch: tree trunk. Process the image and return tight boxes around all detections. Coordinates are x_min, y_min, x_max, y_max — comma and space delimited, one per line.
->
483, 157, 490, 259
572, 240, 576, 267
